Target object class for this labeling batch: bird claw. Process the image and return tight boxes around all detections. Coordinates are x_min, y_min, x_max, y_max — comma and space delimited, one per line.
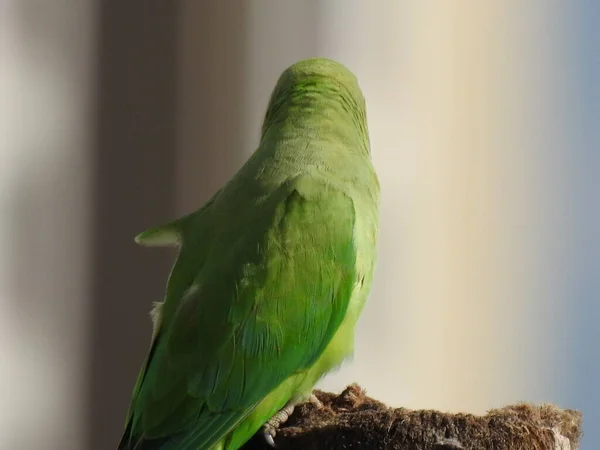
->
308, 393, 323, 409
261, 430, 276, 448
261, 402, 296, 447
261, 392, 322, 447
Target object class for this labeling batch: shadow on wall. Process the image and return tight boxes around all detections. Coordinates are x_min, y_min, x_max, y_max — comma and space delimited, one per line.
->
88, 3, 180, 448
88, 2, 250, 449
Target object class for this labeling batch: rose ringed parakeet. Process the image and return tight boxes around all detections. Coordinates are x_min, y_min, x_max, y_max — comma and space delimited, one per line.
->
118, 57, 380, 450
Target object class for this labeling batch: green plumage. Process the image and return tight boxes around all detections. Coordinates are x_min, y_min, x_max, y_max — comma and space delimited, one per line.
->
118, 58, 380, 450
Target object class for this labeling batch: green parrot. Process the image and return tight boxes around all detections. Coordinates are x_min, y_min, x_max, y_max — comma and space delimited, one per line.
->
118, 57, 380, 450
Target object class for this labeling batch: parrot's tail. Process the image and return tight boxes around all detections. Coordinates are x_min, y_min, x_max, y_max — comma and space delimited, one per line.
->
118, 424, 170, 450
117, 423, 135, 450
118, 333, 165, 450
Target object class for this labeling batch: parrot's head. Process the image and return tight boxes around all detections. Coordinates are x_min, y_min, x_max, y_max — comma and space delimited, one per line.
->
260, 58, 369, 148
273, 57, 362, 94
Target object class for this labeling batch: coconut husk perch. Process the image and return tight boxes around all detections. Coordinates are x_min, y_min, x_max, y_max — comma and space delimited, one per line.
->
241, 384, 582, 450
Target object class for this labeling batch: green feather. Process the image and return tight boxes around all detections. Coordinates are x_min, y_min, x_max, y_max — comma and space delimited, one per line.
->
118, 57, 380, 450
135, 225, 181, 247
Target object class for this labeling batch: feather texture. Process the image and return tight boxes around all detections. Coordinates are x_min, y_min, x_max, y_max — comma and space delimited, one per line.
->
118, 58, 379, 450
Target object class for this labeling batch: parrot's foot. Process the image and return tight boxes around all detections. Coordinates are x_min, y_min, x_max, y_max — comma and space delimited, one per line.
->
261, 402, 296, 448
261, 393, 324, 447
307, 393, 323, 409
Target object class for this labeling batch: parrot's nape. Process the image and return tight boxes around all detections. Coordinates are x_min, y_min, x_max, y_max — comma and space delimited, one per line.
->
118, 57, 380, 450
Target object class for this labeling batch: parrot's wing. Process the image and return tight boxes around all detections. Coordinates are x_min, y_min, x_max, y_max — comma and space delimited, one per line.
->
122, 176, 358, 450
135, 224, 181, 247
135, 190, 222, 248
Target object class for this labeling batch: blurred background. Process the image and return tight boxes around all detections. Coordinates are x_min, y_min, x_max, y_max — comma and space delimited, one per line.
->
0, 1, 598, 449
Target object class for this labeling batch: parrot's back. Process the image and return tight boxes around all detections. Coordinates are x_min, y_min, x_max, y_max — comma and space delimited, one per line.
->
118, 58, 379, 450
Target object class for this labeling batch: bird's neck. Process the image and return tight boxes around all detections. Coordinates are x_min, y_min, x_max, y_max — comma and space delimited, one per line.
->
262, 115, 369, 161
